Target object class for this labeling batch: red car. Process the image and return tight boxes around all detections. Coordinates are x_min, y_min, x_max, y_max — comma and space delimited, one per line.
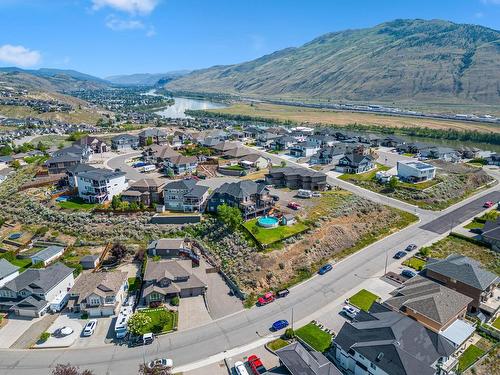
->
248, 355, 267, 375
483, 201, 494, 208
257, 292, 275, 306
287, 201, 301, 210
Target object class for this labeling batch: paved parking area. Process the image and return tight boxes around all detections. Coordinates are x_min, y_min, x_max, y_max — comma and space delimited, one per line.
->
35, 314, 83, 348
73, 316, 114, 348
198, 176, 239, 190
177, 296, 212, 331
0, 315, 43, 348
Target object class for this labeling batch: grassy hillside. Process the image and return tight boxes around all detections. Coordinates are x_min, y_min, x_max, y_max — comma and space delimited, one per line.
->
166, 19, 500, 109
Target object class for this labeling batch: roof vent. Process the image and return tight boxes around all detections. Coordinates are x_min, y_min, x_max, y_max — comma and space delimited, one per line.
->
376, 352, 384, 362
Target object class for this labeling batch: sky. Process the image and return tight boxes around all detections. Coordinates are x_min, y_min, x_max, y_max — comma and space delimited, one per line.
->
0, 0, 499, 78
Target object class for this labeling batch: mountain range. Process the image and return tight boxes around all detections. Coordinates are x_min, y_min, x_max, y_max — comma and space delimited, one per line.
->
165, 19, 500, 106
105, 71, 190, 85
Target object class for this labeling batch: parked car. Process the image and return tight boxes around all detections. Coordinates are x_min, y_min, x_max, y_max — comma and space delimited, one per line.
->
128, 333, 154, 347
257, 292, 275, 306
287, 201, 301, 210
312, 192, 321, 197
234, 361, 250, 375
318, 263, 333, 275
147, 358, 173, 370
297, 189, 313, 198
271, 319, 289, 331
405, 244, 417, 252
276, 289, 290, 298
82, 319, 97, 337
248, 354, 267, 375
483, 201, 494, 208
401, 269, 417, 278
342, 305, 359, 319
393, 251, 408, 259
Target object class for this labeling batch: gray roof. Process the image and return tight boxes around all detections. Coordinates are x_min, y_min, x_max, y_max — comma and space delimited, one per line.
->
384, 275, 472, 326
165, 179, 197, 191
78, 168, 126, 181
334, 304, 455, 375
112, 133, 138, 142
184, 185, 209, 199
70, 271, 127, 304
31, 246, 65, 262
148, 238, 185, 251
66, 163, 97, 174
276, 342, 341, 375
0, 259, 19, 279
268, 166, 325, 178
2, 262, 73, 294
139, 128, 168, 137
425, 254, 498, 291
215, 180, 267, 199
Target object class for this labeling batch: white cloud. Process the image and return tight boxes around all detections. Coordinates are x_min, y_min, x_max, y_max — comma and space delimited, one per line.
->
106, 15, 144, 30
0, 44, 41, 67
92, 0, 159, 15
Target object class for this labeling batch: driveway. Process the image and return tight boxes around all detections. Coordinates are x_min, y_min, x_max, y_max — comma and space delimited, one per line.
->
35, 314, 83, 348
9, 314, 58, 349
73, 316, 114, 348
0, 315, 43, 348
177, 296, 212, 331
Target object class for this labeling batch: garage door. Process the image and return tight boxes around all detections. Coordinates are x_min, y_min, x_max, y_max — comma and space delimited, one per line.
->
15, 309, 37, 318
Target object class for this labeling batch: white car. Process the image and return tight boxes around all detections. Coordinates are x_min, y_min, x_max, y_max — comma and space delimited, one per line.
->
312, 192, 321, 197
82, 319, 97, 337
147, 358, 173, 370
342, 305, 360, 319
234, 361, 250, 375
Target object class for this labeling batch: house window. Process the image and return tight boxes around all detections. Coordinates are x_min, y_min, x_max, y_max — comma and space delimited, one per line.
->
89, 298, 100, 305
150, 292, 161, 301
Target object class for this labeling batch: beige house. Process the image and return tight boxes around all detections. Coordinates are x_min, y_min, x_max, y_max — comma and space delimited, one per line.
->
68, 271, 128, 317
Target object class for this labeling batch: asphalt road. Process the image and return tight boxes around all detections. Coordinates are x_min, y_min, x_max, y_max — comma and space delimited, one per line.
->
105, 151, 143, 181
0, 147, 498, 374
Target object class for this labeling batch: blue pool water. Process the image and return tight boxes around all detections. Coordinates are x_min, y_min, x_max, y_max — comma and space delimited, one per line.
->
258, 216, 279, 228
56, 196, 69, 202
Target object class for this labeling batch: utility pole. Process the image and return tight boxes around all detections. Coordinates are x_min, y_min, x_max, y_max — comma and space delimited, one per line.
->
384, 247, 388, 276
291, 307, 294, 331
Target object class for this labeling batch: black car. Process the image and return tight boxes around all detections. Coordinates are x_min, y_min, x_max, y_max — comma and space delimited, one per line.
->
405, 244, 418, 252
276, 289, 290, 298
393, 251, 407, 259
128, 333, 154, 347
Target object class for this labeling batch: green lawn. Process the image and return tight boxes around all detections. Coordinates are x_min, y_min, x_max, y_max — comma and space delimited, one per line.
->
0, 252, 32, 272
128, 277, 141, 292
137, 308, 177, 334
57, 197, 97, 211
493, 316, 500, 330
295, 323, 332, 352
267, 338, 289, 351
223, 164, 245, 171
338, 164, 389, 182
458, 345, 485, 372
402, 256, 426, 271
464, 220, 485, 230
348, 289, 379, 311
243, 218, 309, 246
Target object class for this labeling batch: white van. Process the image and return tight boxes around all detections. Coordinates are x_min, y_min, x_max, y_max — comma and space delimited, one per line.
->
141, 164, 156, 173
83, 319, 97, 337
297, 189, 313, 198
234, 361, 250, 375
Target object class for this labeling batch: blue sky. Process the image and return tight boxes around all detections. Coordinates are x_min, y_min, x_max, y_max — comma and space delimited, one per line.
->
0, 0, 499, 77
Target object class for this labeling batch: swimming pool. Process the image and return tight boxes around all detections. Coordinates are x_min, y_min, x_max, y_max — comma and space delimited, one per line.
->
257, 216, 279, 228
55, 196, 69, 202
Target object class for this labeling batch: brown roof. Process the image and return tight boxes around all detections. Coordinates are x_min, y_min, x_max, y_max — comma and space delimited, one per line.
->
167, 155, 198, 165
150, 144, 180, 159
129, 178, 166, 190
224, 147, 250, 158
239, 153, 266, 163
212, 141, 239, 152
70, 271, 128, 304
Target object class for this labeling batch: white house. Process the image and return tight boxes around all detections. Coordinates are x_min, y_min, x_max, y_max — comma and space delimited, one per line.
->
397, 161, 436, 183
30, 246, 65, 266
0, 259, 19, 287
77, 168, 128, 203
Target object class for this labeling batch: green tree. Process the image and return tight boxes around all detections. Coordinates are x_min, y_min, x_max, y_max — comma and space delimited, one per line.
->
127, 313, 152, 336
165, 168, 174, 178
36, 141, 48, 152
217, 203, 243, 229
146, 137, 153, 146
0, 144, 13, 156
11, 160, 21, 170
111, 195, 121, 210
129, 201, 139, 211
387, 176, 398, 190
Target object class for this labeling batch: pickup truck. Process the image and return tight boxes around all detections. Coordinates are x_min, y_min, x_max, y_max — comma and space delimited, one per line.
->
248, 355, 267, 375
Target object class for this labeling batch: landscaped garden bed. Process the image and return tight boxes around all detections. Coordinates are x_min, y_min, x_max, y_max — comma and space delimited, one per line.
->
242, 218, 309, 246
402, 256, 426, 271
458, 344, 486, 372
266, 338, 290, 352
295, 323, 332, 352
136, 308, 178, 334
347, 289, 379, 311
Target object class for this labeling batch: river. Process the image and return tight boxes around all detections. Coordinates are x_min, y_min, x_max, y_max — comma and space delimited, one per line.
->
154, 95, 227, 119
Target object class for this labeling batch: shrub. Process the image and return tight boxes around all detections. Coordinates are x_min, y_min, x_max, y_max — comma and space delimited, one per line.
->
39, 332, 50, 342
170, 296, 179, 306
283, 328, 295, 340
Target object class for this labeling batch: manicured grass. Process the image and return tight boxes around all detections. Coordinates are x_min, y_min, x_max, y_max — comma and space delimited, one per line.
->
242, 218, 309, 246
223, 164, 245, 171
0, 252, 32, 272
493, 316, 500, 330
57, 197, 96, 211
402, 256, 426, 271
128, 277, 140, 292
295, 323, 332, 352
267, 338, 289, 351
458, 345, 485, 372
464, 220, 485, 230
348, 289, 379, 311
137, 308, 177, 334
338, 164, 389, 182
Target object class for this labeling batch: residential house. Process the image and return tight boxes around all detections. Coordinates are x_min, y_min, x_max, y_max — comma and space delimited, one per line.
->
485, 153, 500, 166
141, 260, 206, 305
68, 271, 128, 317
238, 154, 269, 170
397, 142, 431, 154
66, 163, 98, 189
384, 275, 472, 332
335, 153, 374, 174
397, 161, 436, 183
272, 135, 297, 151
420, 147, 460, 162
358, 134, 381, 147
111, 134, 139, 150
256, 132, 280, 148
481, 218, 500, 251
142, 144, 180, 165
223, 147, 250, 159
138, 128, 168, 147
77, 168, 128, 203
0, 259, 19, 288
80, 255, 100, 270
0, 155, 13, 167
74, 136, 108, 154
424, 254, 499, 314
30, 246, 65, 266
0, 263, 74, 317
289, 141, 321, 158
275, 342, 342, 375
207, 180, 275, 220
147, 238, 190, 258
121, 178, 166, 206
45, 145, 91, 174
163, 154, 198, 175
211, 141, 239, 153
332, 303, 456, 375
163, 179, 209, 212
310, 144, 347, 165
266, 167, 327, 191
381, 135, 405, 148
457, 147, 481, 159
